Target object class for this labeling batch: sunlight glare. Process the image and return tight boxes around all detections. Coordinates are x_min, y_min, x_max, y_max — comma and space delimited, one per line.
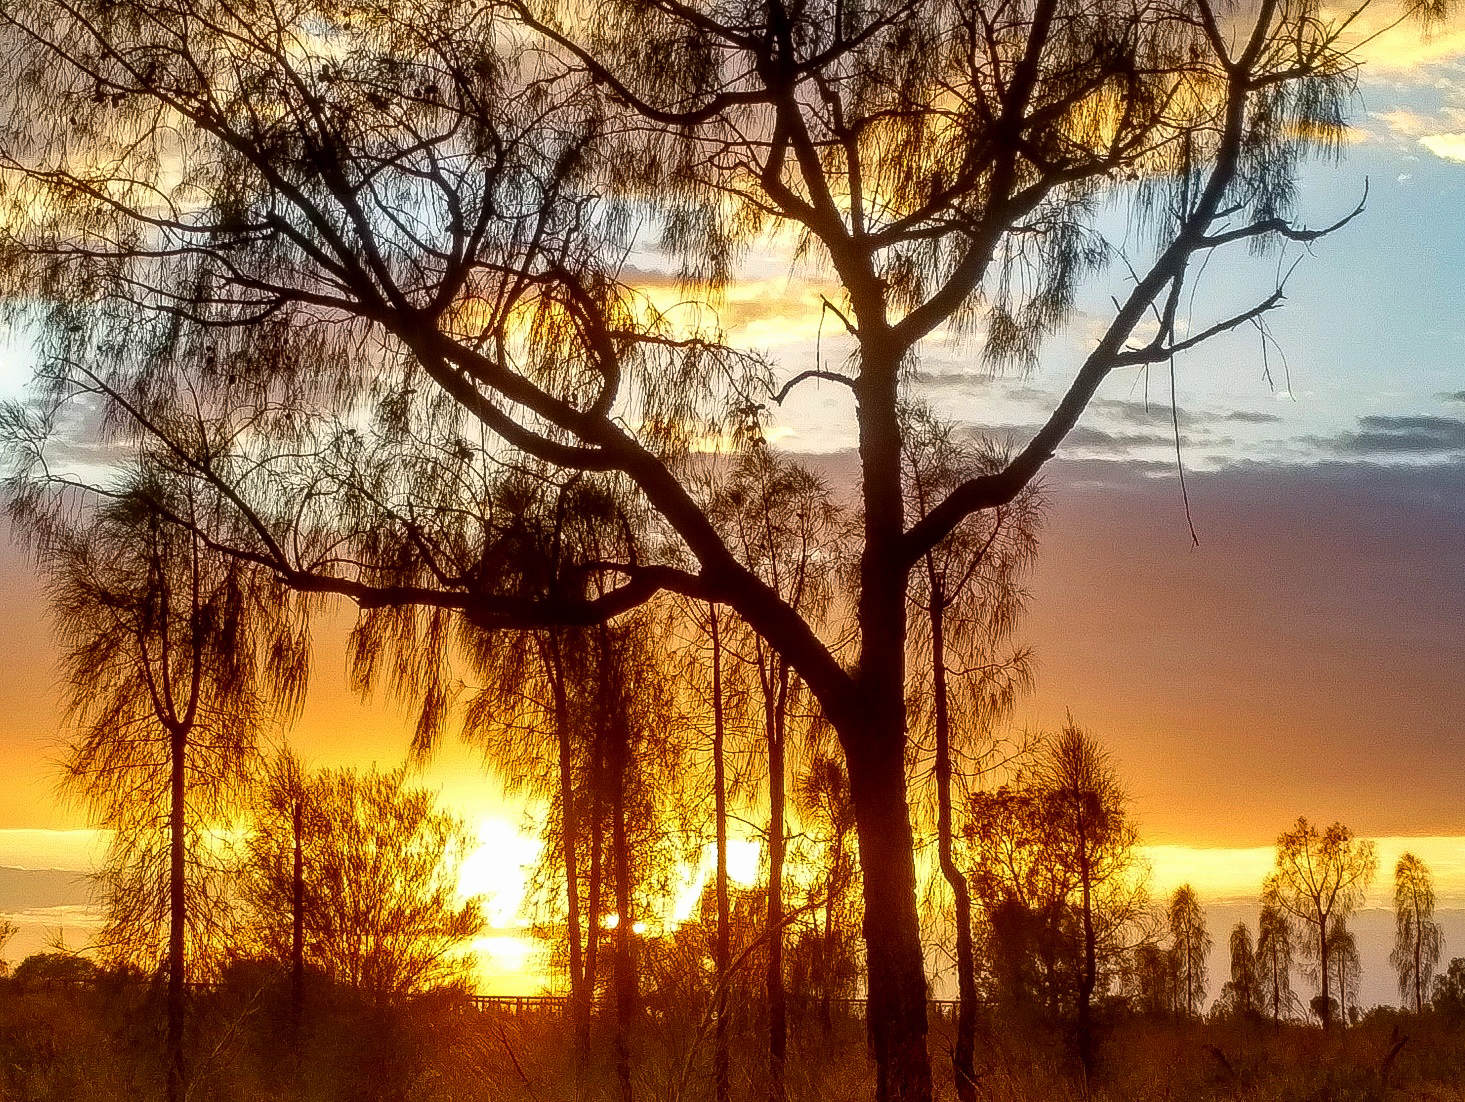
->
457, 817, 542, 927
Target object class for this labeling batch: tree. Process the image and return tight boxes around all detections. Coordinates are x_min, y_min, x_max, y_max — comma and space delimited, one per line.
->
1168, 885, 1211, 1018
1127, 942, 1176, 1017
0, 0, 1408, 1092
1433, 958, 1465, 1021
242, 761, 483, 1003
969, 722, 1148, 1078
1255, 900, 1295, 1024
1214, 921, 1257, 1019
1264, 818, 1377, 1031
1040, 723, 1148, 1079
13, 484, 305, 1102
1392, 852, 1444, 1013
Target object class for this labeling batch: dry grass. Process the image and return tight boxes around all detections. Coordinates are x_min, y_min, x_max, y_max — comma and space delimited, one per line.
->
2, 972, 1465, 1102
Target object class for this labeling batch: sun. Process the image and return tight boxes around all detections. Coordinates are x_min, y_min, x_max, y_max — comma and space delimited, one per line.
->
456, 816, 543, 928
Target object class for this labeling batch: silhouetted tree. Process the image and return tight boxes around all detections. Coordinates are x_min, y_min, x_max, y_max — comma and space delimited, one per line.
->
968, 722, 1148, 1078
1040, 723, 1148, 1080
242, 762, 484, 1003
1255, 900, 1296, 1024
1127, 942, 1176, 1016
0, 0, 1413, 1091
14, 485, 306, 1102
1392, 852, 1444, 1013
1168, 885, 1211, 1018
1433, 958, 1465, 1020
1265, 818, 1376, 1031
1214, 921, 1258, 1019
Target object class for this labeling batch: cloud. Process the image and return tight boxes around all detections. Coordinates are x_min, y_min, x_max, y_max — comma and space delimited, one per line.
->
1060, 425, 1193, 453
1315, 413, 1465, 457
1089, 397, 1192, 427
1221, 410, 1284, 424
1420, 132, 1465, 162
1445, 390, 1465, 403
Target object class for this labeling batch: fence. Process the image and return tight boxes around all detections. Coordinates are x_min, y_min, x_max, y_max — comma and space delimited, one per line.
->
467, 994, 962, 1019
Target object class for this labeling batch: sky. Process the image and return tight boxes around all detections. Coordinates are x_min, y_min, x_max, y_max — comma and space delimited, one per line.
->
2, 8, 1465, 1009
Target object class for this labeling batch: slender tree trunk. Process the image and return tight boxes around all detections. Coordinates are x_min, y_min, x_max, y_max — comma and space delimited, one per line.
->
820, 847, 837, 1035
1319, 922, 1332, 1030
927, 575, 978, 1102
601, 630, 635, 1102
167, 726, 187, 1102
291, 792, 304, 1060
545, 633, 589, 1086
766, 658, 789, 1102
611, 747, 634, 1102
586, 754, 603, 1028
1076, 828, 1096, 1086
1414, 904, 1424, 1013
711, 606, 731, 1102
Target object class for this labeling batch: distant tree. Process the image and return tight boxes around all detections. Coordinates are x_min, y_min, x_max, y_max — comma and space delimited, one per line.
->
1040, 723, 1149, 1079
1433, 958, 1465, 1021
1264, 818, 1377, 1031
1168, 885, 1211, 1018
18, 485, 307, 1102
1214, 921, 1258, 1019
242, 763, 483, 1004
0, 918, 16, 975
1392, 853, 1444, 1013
1256, 900, 1296, 1024
11, 952, 100, 992
1127, 942, 1177, 1016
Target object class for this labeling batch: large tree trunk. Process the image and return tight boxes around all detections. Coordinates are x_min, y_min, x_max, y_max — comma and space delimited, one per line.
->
711, 606, 731, 1102
843, 328, 933, 1102
844, 727, 931, 1102
167, 726, 187, 1102
928, 579, 978, 1102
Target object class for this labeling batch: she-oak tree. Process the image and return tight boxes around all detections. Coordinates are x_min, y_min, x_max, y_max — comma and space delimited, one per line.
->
0, 0, 1421, 1095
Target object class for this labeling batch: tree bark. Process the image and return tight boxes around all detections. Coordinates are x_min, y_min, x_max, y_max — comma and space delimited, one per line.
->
928, 575, 978, 1102
844, 728, 931, 1102
167, 725, 187, 1102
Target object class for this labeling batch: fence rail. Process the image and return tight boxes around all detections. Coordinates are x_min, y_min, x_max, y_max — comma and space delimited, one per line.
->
466, 995, 962, 1019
